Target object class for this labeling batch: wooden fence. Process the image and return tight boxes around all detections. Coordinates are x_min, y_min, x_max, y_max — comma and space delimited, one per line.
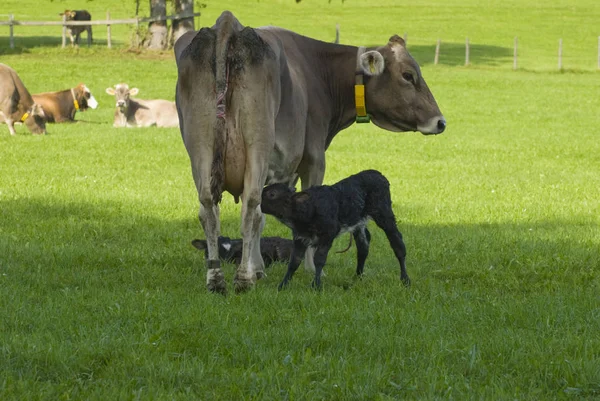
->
424, 36, 600, 70
0, 12, 200, 49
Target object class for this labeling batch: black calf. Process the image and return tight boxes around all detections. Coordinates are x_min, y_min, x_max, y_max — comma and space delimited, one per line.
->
261, 169, 409, 290
192, 236, 293, 267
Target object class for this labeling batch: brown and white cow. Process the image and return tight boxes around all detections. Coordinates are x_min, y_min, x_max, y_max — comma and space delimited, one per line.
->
32, 83, 98, 123
59, 10, 93, 47
105, 84, 179, 128
0, 63, 46, 135
174, 11, 446, 293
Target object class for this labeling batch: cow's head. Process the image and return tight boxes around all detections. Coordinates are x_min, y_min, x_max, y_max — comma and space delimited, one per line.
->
105, 83, 138, 111
59, 10, 77, 20
359, 35, 446, 135
74, 83, 98, 111
23, 103, 46, 135
191, 237, 242, 263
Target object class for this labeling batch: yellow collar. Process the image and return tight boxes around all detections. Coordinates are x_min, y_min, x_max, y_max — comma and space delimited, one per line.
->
71, 88, 80, 110
355, 72, 370, 124
20, 112, 30, 122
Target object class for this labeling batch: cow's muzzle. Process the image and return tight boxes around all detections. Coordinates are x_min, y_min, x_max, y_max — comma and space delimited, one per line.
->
418, 116, 446, 135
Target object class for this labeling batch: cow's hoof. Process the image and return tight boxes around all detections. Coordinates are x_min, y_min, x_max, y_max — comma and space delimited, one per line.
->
255, 269, 267, 280
207, 269, 227, 295
401, 275, 411, 287
233, 277, 255, 294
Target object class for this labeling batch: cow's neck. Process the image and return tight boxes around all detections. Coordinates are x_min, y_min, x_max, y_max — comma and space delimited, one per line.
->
317, 43, 367, 148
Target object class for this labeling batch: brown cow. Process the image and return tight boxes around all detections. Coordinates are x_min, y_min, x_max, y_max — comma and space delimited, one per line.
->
174, 11, 445, 293
32, 84, 98, 123
0, 64, 46, 135
59, 10, 93, 47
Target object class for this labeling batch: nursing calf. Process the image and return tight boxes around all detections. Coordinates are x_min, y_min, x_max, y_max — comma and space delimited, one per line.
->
261, 169, 409, 290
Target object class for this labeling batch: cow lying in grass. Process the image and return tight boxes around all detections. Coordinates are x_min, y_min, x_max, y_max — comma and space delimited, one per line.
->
192, 236, 293, 267
261, 169, 409, 290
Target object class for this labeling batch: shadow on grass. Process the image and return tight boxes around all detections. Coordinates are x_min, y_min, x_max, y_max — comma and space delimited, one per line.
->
0, 36, 122, 55
1, 196, 597, 291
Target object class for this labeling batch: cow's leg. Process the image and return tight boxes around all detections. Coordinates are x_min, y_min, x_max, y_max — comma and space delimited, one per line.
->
311, 243, 332, 290
234, 145, 271, 293
354, 226, 371, 276
278, 238, 307, 290
87, 27, 93, 46
199, 191, 225, 294
371, 210, 410, 286
298, 152, 326, 275
3, 117, 16, 136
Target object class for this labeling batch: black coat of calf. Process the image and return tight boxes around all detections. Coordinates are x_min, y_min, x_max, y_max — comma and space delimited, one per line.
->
192, 236, 293, 267
261, 169, 409, 289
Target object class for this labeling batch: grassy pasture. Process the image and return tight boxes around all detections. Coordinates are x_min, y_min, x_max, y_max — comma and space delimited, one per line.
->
1, 0, 600, 399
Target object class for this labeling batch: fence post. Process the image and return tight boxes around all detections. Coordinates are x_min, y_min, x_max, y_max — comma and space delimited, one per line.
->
465, 37, 470, 66
62, 14, 67, 48
558, 39, 563, 70
9, 14, 14, 49
434, 39, 440, 65
107, 11, 112, 49
513, 36, 518, 70
135, 17, 140, 48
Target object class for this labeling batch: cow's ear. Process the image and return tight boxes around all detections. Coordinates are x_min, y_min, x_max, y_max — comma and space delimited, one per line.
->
129, 88, 139, 96
191, 239, 207, 250
388, 35, 406, 48
359, 50, 385, 76
32, 103, 45, 117
106, 88, 115, 95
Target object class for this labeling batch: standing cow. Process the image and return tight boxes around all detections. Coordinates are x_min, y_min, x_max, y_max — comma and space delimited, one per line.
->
0, 64, 46, 135
59, 10, 93, 47
106, 83, 179, 128
33, 83, 98, 123
174, 11, 446, 294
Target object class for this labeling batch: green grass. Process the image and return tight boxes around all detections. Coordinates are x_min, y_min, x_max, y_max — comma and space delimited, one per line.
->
1, 0, 600, 399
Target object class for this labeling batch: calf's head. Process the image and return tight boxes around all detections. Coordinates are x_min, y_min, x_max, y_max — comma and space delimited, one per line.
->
359, 35, 446, 135
23, 103, 46, 134
191, 236, 242, 263
74, 83, 98, 111
105, 83, 138, 111
261, 184, 299, 219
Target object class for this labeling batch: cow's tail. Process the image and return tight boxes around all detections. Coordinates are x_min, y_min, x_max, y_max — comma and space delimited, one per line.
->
210, 12, 237, 205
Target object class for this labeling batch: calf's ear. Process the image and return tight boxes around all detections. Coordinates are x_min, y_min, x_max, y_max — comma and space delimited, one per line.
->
105, 88, 116, 95
191, 239, 208, 250
129, 88, 139, 96
359, 50, 385, 76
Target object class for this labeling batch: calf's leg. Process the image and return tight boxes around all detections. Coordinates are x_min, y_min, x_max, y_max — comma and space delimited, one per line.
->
354, 226, 371, 276
371, 210, 410, 286
311, 244, 332, 290
278, 239, 307, 290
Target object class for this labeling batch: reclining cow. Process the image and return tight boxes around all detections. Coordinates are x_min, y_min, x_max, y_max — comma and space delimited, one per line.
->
174, 11, 445, 294
261, 170, 409, 290
32, 83, 98, 123
106, 83, 179, 128
0, 63, 46, 135
59, 10, 93, 47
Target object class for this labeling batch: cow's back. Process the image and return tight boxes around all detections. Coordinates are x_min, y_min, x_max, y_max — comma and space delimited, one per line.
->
176, 19, 282, 199
0, 64, 33, 118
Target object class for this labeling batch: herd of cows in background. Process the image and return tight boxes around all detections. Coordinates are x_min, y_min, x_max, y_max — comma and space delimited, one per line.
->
0, 64, 179, 135
1, 10, 447, 294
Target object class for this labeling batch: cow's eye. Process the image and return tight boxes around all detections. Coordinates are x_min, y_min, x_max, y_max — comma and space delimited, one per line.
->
402, 72, 415, 84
